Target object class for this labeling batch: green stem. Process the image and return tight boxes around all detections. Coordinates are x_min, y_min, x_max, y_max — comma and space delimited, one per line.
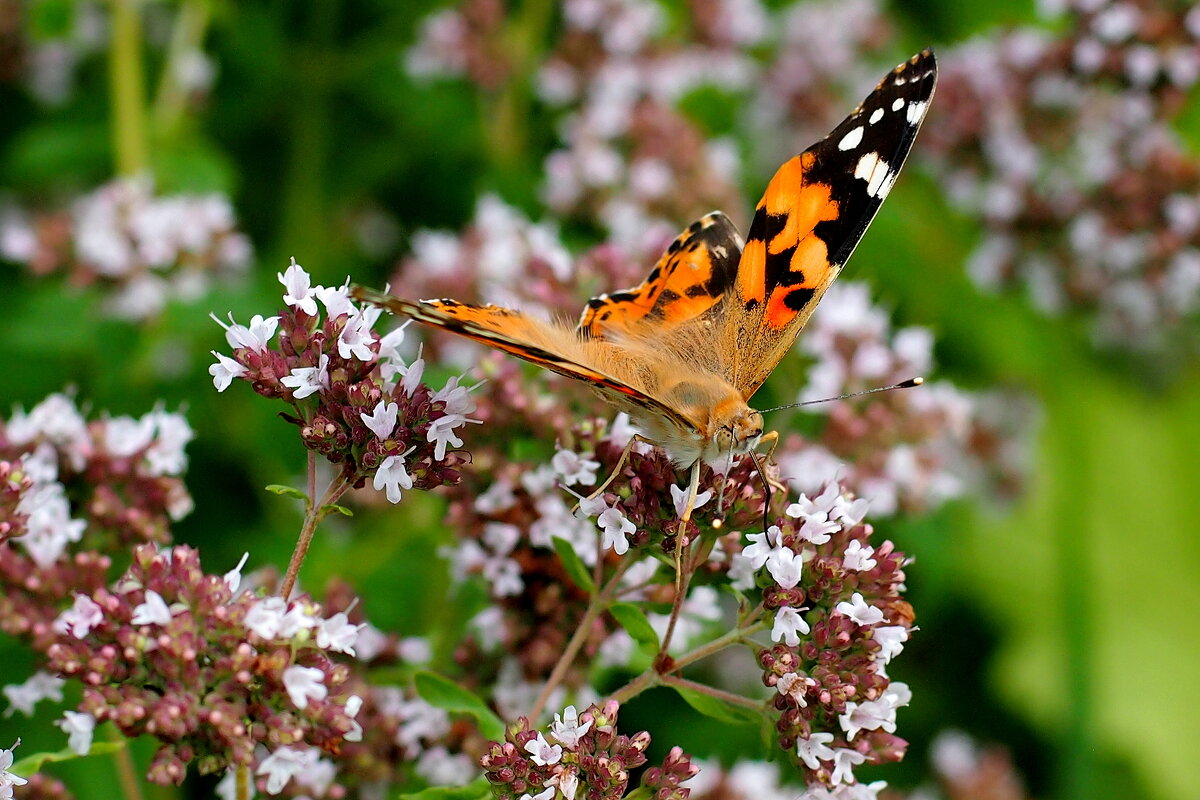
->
109, 0, 149, 176
672, 617, 765, 672
606, 613, 764, 705
659, 674, 764, 712
106, 727, 143, 800
280, 471, 350, 599
152, 0, 212, 135
528, 560, 630, 722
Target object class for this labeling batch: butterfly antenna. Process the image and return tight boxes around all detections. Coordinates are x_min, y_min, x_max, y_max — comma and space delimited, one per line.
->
749, 450, 773, 533
758, 377, 923, 414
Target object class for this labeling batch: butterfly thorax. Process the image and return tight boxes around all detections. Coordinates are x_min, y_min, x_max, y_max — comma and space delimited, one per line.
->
630, 375, 763, 468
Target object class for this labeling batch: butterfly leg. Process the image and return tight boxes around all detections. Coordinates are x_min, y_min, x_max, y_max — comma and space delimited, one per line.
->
674, 460, 702, 587
756, 430, 788, 495
575, 434, 653, 512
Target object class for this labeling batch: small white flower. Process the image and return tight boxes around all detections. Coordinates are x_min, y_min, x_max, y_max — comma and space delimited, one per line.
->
244, 596, 288, 638
830, 747, 866, 784
402, 356, 426, 396
280, 354, 330, 399
669, 483, 712, 519
842, 540, 877, 572
361, 400, 399, 440
796, 731, 836, 770
433, 374, 477, 415
550, 705, 592, 749
223, 552, 250, 594
771, 606, 810, 647
551, 449, 600, 486
343, 694, 364, 742
373, 447, 416, 503
524, 732, 562, 766
741, 525, 782, 570
338, 307, 381, 361
728, 553, 758, 591
256, 745, 318, 794
835, 592, 885, 627
56, 710, 96, 755
776, 672, 811, 707
427, 414, 467, 460
546, 768, 580, 800
282, 665, 327, 709
317, 612, 364, 655
597, 505, 635, 556
278, 258, 318, 315
3, 671, 65, 717
212, 312, 279, 353
0, 742, 28, 790
839, 697, 898, 740
208, 351, 247, 392
519, 788, 555, 800
765, 546, 803, 589
316, 281, 354, 319
130, 589, 173, 626
53, 594, 104, 639
872, 625, 908, 664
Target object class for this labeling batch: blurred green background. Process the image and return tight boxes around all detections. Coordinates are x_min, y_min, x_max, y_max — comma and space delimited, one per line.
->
1, 1, 1198, 799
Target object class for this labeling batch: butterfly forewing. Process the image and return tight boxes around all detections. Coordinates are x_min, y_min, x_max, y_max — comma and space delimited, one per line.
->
727, 49, 938, 398
351, 287, 698, 431
578, 212, 744, 340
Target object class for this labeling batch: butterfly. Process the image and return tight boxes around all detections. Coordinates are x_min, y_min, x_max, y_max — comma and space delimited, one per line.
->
354, 49, 937, 526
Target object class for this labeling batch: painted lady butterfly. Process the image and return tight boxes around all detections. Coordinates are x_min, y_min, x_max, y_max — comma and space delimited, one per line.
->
354, 49, 937, 520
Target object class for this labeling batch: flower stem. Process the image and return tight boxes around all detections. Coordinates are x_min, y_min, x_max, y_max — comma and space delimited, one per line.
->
672, 617, 765, 672
606, 613, 764, 705
280, 471, 350, 599
109, 0, 149, 176
152, 0, 212, 135
236, 764, 251, 800
528, 560, 630, 722
106, 727, 143, 800
659, 674, 764, 712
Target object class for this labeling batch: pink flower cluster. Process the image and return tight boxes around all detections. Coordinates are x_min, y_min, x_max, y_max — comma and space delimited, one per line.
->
480, 701, 697, 800
923, 0, 1200, 347
210, 260, 479, 504
744, 482, 912, 787
0, 177, 251, 320
44, 544, 362, 787
0, 393, 193, 649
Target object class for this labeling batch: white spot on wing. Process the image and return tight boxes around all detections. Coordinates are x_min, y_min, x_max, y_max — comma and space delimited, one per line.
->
869, 108, 884, 124
838, 126, 865, 151
906, 100, 928, 124
854, 152, 893, 198
891, 98, 905, 112
854, 152, 880, 182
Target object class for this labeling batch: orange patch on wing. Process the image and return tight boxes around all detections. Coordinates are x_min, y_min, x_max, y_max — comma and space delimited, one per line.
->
789, 235, 832, 288
764, 288, 796, 329
661, 294, 717, 324
737, 238, 767, 303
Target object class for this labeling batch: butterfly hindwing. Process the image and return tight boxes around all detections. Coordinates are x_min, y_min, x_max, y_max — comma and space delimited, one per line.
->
351, 287, 697, 430
728, 49, 937, 398
578, 212, 744, 339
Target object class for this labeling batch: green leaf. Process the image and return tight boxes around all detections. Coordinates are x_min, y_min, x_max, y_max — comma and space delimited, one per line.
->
265, 484, 308, 501
322, 503, 354, 517
414, 671, 505, 741
10, 742, 125, 776
552, 536, 594, 593
669, 684, 763, 727
397, 776, 492, 800
608, 602, 659, 650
